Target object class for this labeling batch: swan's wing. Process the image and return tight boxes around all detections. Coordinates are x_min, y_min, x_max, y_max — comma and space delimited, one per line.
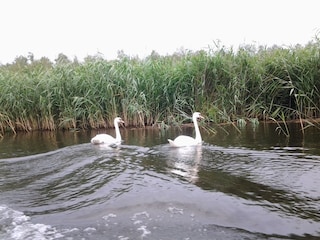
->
91, 134, 116, 145
168, 135, 197, 147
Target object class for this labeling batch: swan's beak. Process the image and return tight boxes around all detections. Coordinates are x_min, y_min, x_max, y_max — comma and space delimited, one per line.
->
199, 115, 205, 120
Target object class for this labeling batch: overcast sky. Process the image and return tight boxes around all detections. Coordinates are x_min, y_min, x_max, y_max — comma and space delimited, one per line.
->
0, 0, 319, 64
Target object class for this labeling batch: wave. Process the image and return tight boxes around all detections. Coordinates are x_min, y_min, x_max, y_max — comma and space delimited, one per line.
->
1, 142, 320, 239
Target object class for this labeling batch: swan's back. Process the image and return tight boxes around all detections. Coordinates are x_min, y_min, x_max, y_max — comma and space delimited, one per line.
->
168, 135, 199, 147
91, 134, 117, 145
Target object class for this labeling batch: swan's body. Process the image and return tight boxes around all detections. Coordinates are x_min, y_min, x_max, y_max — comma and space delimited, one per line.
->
168, 112, 204, 147
91, 117, 124, 145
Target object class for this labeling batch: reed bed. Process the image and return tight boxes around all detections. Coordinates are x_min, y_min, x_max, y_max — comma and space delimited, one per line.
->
1, 39, 320, 136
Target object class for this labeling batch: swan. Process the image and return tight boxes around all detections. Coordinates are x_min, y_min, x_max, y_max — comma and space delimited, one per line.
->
168, 112, 204, 147
91, 117, 125, 145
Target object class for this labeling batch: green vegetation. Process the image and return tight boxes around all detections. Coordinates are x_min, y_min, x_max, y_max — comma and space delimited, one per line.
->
1, 39, 320, 136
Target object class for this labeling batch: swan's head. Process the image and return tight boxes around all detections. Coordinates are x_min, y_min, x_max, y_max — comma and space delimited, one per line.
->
114, 117, 125, 125
193, 112, 204, 120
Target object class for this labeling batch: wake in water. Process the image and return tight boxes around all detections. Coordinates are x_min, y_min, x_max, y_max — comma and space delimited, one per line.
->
1, 142, 320, 239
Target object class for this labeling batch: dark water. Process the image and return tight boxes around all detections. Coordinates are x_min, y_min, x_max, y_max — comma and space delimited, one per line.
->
1, 123, 320, 240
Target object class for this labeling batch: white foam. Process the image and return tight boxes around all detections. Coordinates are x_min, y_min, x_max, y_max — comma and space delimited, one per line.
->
83, 227, 96, 232
167, 206, 184, 215
118, 236, 129, 240
0, 205, 63, 240
137, 225, 151, 238
131, 211, 150, 221
102, 213, 117, 221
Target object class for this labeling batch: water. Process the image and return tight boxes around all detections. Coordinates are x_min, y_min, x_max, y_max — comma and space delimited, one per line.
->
1, 123, 320, 239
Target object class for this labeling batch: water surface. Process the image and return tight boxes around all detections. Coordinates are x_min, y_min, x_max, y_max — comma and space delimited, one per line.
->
1, 123, 320, 239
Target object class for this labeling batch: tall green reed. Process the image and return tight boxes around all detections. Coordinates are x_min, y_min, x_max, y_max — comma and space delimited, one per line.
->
0, 38, 319, 135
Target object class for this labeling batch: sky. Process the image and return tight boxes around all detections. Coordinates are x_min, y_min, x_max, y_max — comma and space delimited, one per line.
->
0, 0, 319, 64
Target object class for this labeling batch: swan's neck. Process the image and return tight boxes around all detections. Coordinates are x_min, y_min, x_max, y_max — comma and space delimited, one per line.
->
193, 116, 202, 143
114, 121, 122, 142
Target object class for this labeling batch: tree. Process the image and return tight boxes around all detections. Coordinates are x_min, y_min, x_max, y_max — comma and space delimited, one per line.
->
55, 53, 71, 65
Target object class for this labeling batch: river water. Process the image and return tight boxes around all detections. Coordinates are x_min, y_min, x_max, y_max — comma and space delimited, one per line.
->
0, 123, 320, 240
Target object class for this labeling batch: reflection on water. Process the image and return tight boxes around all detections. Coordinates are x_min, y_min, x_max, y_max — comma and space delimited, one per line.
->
161, 145, 203, 183
0, 123, 320, 239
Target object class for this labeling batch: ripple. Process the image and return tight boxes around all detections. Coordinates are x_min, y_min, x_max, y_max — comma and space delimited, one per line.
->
1, 141, 320, 238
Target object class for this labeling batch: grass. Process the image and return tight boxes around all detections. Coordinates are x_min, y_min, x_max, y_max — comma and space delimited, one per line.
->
0, 38, 320, 137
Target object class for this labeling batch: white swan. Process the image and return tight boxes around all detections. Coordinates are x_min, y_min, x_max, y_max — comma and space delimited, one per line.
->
168, 112, 204, 147
91, 117, 125, 145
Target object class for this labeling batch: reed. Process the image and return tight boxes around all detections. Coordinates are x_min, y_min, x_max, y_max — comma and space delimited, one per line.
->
0, 39, 319, 135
